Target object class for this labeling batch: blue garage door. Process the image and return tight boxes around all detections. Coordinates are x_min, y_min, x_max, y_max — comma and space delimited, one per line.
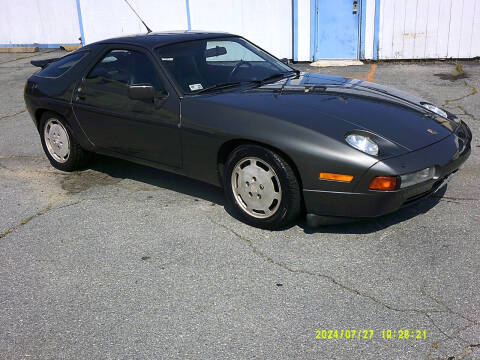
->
312, 0, 362, 60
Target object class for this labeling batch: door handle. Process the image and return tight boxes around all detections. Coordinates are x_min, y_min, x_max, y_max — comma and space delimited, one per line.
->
352, 0, 358, 14
76, 87, 86, 101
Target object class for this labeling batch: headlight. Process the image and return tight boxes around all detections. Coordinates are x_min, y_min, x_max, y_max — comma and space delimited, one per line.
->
345, 134, 379, 156
422, 103, 448, 118
400, 167, 435, 188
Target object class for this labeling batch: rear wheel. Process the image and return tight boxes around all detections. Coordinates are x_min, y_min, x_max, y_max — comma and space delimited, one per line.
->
223, 144, 301, 229
40, 112, 90, 172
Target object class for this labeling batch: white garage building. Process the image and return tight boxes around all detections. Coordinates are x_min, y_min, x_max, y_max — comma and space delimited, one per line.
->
1, 0, 479, 61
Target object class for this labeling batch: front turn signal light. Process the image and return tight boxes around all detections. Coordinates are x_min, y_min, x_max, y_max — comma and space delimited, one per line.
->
369, 176, 397, 191
319, 172, 354, 183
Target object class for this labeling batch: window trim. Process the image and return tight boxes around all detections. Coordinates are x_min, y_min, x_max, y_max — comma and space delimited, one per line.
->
34, 50, 90, 79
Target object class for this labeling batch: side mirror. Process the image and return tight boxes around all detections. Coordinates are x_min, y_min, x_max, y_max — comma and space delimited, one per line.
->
128, 84, 155, 100
280, 58, 289, 64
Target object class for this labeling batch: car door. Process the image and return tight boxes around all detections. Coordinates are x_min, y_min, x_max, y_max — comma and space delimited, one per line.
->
72, 46, 181, 168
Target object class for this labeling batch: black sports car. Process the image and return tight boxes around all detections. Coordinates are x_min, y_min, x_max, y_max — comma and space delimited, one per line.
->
24, 31, 471, 229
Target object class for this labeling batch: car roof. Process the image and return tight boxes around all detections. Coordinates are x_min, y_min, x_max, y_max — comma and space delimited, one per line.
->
91, 31, 235, 49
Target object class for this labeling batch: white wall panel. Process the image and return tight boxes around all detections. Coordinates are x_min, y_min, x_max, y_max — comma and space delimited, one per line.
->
447, 0, 463, 58
297, 0, 311, 61
471, 0, 480, 57
412, 0, 429, 59
364, 0, 376, 59
436, 0, 452, 56
80, 0, 188, 44
379, 0, 480, 59
79, 0, 291, 58
458, 0, 475, 58
424, 0, 441, 58
0, 0, 80, 45
391, 0, 407, 59
402, 0, 418, 59
189, 0, 292, 59
378, 0, 394, 58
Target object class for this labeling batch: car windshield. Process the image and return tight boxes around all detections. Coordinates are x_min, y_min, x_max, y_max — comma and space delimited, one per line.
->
157, 36, 293, 94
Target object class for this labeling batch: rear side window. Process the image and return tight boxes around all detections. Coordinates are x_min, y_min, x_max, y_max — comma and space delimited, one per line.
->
37, 51, 88, 78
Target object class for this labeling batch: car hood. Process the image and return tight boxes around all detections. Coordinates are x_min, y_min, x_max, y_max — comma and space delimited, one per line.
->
196, 72, 458, 152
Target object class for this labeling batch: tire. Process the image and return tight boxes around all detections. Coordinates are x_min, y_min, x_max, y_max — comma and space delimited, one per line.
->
223, 144, 301, 229
39, 111, 91, 172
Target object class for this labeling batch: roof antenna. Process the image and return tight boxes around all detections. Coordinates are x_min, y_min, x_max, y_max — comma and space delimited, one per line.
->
123, 0, 152, 33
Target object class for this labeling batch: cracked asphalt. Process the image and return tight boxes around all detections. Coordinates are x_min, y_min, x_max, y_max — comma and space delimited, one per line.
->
0, 50, 479, 359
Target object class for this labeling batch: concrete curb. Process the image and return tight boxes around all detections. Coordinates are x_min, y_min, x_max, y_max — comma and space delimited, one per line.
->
0, 46, 39, 53
60, 45, 82, 52
311, 59, 364, 67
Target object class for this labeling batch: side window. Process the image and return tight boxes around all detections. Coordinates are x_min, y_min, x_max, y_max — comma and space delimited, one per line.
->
37, 51, 88, 78
205, 41, 264, 63
87, 49, 130, 84
86, 49, 164, 90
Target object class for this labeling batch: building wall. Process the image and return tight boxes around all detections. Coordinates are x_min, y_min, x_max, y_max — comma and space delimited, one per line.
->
1, 0, 479, 60
188, 0, 292, 59
79, 0, 189, 45
81, 0, 293, 59
0, 0, 80, 46
364, 0, 378, 60
297, 0, 311, 61
378, 0, 480, 59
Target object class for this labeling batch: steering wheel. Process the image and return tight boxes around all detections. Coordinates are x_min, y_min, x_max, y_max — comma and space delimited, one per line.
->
228, 60, 252, 81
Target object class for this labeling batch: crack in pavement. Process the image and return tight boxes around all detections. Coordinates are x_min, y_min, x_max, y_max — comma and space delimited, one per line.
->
0, 109, 26, 121
204, 215, 479, 359
455, 105, 477, 122
0, 162, 66, 175
0, 195, 77, 240
439, 196, 479, 201
0, 191, 163, 240
427, 322, 480, 360
425, 313, 467, 344
206, 214, 448, 314
433, 195, 480, 204
442, 80, 478, 107
439, 199, 462, 205
431, 341, 480, 360
0, 154, 45, 160
422, 288, 479, 359
423, 288, 478, 325
427, 323, 479, 360
0, 202, 53, 239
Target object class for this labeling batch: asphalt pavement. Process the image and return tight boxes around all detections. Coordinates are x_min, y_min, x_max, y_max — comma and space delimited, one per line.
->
0, 50, 479, 359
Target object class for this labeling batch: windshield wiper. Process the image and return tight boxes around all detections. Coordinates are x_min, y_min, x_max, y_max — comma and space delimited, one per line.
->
194, 81, 243, 94
257, 70, 300, 85
259, 72, 287, 84
193, 70, 300, 94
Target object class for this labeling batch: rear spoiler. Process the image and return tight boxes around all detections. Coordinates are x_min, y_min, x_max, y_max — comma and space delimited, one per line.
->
30, 58, 60, 69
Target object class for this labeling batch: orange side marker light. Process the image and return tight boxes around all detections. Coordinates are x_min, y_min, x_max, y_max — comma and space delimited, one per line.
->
319, 172, 354, 183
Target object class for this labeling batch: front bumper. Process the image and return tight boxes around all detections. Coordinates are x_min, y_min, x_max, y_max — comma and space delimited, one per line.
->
303, 124, 471, 218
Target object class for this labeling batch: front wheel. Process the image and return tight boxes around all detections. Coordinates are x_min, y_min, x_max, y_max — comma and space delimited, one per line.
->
223, 144, 301, 229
